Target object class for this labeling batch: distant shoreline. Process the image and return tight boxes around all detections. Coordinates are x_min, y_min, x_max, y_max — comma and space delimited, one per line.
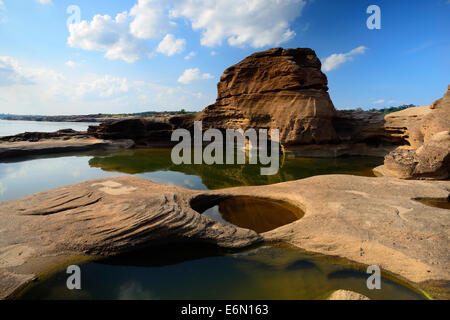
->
0, 111, 197, 123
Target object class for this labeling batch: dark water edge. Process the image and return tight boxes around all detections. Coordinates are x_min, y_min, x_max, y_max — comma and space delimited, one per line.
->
18, 243, 426, 300
0, 148, 383, 202
416, 198, 450, 210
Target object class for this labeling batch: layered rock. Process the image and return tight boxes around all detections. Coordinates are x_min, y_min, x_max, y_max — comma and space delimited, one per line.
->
88, 115, 197, 147
199, 47, 338, 145
1, 175, 449, 299
380, 86, 450, 179
0, 129, 134, 159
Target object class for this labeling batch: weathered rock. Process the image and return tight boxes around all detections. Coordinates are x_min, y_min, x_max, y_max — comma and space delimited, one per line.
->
88, 115, 197, 146
327, 290, 369, 300
383, 131, 450, 179
1, 175, 449, 299
379, 86, 450, 180
0, 136, 134, 160
198, 47, 338, 145
384, 106, 431, 148
334, 110, 388, 144
0, 176, 261, 299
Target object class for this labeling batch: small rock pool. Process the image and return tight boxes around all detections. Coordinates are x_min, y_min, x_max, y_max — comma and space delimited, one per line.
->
2, 148, 421, 300
201, 196, 304, 233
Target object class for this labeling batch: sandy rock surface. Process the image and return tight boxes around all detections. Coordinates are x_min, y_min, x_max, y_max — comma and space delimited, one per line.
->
0, 175, 448, 299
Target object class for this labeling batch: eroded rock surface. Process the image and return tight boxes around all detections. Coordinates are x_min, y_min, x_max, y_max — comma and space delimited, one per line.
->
0, 130, 134, 160
198, 47, 338, 145
1, 175, 449, 299
380, 86, 450, 179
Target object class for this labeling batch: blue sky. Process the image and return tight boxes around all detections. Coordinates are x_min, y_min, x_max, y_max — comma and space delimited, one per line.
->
0, 0, 449, 115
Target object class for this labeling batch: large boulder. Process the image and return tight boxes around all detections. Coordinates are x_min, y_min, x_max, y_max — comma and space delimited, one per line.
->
381, 86, 450, 180
198, 47, 338, 145
383, 131, 450, 179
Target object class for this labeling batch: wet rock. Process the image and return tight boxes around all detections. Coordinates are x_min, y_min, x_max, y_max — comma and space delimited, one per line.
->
1, 175, 449, 299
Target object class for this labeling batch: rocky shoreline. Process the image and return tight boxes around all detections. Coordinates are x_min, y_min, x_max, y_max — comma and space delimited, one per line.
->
0, 175, 448, 299
0, 47, 448, 300
0, 130, 135, 160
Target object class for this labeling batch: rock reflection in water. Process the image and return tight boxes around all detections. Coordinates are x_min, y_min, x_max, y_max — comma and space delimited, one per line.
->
19, 244, 425, 300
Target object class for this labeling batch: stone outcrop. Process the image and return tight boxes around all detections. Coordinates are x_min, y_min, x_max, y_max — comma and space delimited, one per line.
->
1, 175, 449, 299
198, 47, 338, 145
382, 131, 450, 179
0, 130, 134, 160
379, 86, 450, 179
88, 115, 197, 147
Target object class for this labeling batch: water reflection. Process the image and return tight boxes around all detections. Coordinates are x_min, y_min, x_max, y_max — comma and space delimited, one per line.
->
0, 149, 383, 202
19, 244, 425, 300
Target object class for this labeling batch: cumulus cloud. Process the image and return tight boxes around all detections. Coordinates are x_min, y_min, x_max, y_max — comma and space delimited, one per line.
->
0, 56, 34, 86
129, 0, 175, 39
67, 12, 149, 63
36, 0, 52, 4
178, 68, 213, 84
321, 46, 368, 72
66, 0, 308, 61
156, 34, 186, 56
170, 0, 305, 48
76, 75, 130, 99
0, 56, 214, 114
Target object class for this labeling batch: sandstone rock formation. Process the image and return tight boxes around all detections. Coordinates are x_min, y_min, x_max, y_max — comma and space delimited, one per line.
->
0, 129, 134, 160
1, 175, 449, 299
88, 115, 197, 147
198, 47, 338, 145
379, 86, 450, 179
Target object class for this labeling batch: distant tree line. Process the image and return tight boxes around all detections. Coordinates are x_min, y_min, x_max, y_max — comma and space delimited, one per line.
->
101, 109, 196, 117
343, 104, 416, 115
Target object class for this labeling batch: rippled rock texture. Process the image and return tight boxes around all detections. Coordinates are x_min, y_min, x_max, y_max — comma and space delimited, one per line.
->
381, 86, 450, 179
199, 47, 338, 145
1, 175, 449, 299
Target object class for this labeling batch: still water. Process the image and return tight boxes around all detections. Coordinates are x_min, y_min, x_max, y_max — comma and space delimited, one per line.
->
19, 244, 425, 300
2, 148, 409, 300
202, 196, 305, 233
0, 149, 383, 202
0, 119, 98, 137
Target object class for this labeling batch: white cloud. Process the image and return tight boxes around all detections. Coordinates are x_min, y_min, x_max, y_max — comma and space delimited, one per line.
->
178, 68, 213, 84
36, 0, 52, 4
0, 56, 215, 114
76, 75, 129, 99
210, 51, 216, 56
0, 0, 4, 9
68, 12, 149, 63
65, 60, 80, 68
184, 51, 196, 60
156, 34, 186, 56
373, 99, 385, 104
0, 56, 34, 86
321, 46, 368, 72
129, 0, 175, 39
169, 0, 305, 48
